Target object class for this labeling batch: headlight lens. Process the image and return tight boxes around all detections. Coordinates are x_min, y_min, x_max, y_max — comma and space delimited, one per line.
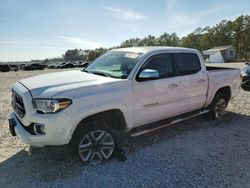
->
32, 98, 72, 113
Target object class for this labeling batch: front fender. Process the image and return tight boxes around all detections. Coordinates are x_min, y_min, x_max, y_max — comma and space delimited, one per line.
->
64, 99, 131, 144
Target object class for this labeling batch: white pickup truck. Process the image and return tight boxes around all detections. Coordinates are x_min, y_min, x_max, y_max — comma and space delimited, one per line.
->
9, 47, 241, 163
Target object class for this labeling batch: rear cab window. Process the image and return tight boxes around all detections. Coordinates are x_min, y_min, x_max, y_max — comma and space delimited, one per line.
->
173, 53, 201, 76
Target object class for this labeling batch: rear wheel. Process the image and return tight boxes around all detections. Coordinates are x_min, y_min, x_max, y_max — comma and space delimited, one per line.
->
209, 93, 228, 120
71, 119, 116, 164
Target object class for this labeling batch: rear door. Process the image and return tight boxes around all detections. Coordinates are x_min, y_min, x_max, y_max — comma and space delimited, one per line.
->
172, 53, 208, 112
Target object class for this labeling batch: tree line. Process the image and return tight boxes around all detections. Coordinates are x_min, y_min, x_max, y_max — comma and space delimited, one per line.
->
64, 15, 250, 62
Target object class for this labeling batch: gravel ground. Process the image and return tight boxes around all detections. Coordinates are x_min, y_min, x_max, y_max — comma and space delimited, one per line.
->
0, 65, 250, 188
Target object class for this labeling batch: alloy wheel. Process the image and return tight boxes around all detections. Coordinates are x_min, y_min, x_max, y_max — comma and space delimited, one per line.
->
214, 98, 227, 119
78, 130, 115, 163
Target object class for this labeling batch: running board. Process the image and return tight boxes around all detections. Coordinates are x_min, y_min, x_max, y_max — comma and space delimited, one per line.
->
130, 109, 209, 137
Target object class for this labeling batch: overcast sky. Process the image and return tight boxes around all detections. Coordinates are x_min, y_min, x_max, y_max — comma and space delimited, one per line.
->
0, 0, 250, 61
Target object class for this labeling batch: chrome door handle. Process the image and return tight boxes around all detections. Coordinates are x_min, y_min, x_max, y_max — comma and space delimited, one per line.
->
198, 79, 206, 83
168, 83, 178, 88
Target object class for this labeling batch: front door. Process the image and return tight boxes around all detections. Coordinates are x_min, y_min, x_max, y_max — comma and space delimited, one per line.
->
132, 53, 181, 127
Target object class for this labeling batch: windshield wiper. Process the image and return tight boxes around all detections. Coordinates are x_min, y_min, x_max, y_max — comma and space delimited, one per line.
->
82, 69, 90, 73
89, 71, 112, 78
82, 69, 122, 79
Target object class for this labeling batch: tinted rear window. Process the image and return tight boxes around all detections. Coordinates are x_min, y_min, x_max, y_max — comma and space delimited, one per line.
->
173, 53, 201, 76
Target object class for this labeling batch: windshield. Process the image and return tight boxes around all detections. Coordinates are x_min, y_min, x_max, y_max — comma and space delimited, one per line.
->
84, 51, 143, 79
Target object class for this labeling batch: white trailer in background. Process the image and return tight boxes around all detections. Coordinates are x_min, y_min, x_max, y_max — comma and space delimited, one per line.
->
203, 45, 236, 63
205, 51, 225, 63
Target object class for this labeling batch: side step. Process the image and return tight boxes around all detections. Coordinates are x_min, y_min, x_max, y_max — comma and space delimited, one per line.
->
130, 109, 209, 137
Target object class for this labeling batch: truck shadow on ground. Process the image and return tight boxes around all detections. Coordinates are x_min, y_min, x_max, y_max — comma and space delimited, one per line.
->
131, 111, 250, 148
0, 111, 249, 185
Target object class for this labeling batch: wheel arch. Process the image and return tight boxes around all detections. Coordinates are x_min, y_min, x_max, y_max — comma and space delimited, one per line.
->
206, 85, 232, 107
207, 86, 230, 120
69, 109, 127, 143
214, 86, 231, 101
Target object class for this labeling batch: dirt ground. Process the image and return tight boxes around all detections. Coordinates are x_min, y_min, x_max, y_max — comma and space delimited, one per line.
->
0, 64, 250, 187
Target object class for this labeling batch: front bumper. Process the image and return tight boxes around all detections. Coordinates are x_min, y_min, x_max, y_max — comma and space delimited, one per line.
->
10, 82, 74, 147
8, 112, 72, 147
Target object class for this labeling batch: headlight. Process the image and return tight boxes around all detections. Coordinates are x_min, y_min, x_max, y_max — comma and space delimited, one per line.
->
32, 98, 72, 113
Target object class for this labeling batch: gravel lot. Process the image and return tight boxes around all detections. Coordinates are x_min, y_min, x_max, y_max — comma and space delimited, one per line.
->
0, 64, 250, 188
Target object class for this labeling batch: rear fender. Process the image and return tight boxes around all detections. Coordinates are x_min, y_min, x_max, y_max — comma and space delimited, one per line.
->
205, 85, 232, 106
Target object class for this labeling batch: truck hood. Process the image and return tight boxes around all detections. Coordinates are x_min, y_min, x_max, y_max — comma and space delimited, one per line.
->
19, 70, 115, 98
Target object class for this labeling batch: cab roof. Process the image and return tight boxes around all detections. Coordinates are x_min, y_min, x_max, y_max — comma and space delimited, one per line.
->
112, 46, 198, 54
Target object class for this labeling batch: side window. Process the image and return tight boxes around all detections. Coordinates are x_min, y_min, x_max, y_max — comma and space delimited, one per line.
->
173, 53, 201, 76
140, 54, 174, 79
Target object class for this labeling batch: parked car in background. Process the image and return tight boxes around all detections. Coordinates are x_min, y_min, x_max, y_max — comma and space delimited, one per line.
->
57, 62, 74, 69
19, 64, 26, 70
47, 63, 58, 69
9, 47, 241, 164
241, 63, 250, 91
23, 63, 46, 71
74, 61, 90, 68
0, 64, 11, 72
9, 64, 20, 72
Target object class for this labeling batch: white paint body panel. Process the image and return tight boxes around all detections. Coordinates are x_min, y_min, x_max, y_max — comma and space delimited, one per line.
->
9, 47, 241, 147
133, 76, 181, 126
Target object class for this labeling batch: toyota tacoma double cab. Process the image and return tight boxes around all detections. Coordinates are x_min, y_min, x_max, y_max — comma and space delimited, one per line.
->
9, 47, 241, 163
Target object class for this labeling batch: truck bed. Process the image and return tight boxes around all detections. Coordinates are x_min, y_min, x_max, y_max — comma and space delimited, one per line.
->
204, 65, 241, 107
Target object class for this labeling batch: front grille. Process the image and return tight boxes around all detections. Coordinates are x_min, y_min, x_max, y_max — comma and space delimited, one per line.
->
12, 90, 26, 118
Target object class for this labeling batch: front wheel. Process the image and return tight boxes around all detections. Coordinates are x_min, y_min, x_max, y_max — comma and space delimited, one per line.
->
78, 130, 115, 163
71, 120, 116, 164
209, 93, 228, 120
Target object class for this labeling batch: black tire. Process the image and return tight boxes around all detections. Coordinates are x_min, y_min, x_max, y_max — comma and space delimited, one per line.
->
208, 92, 228, 120
71, 118, 116, 164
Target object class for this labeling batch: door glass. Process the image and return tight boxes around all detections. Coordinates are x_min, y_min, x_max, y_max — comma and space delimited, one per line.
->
141, 54, 174, 79
173, 53, 201, 76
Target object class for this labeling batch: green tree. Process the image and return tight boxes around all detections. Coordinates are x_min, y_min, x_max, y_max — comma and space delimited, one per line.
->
157, 33, 180, 46
64, 49, 85, 62
231, 15, 250, 58
61, 15, 250, 61
85, 48, 108, 61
